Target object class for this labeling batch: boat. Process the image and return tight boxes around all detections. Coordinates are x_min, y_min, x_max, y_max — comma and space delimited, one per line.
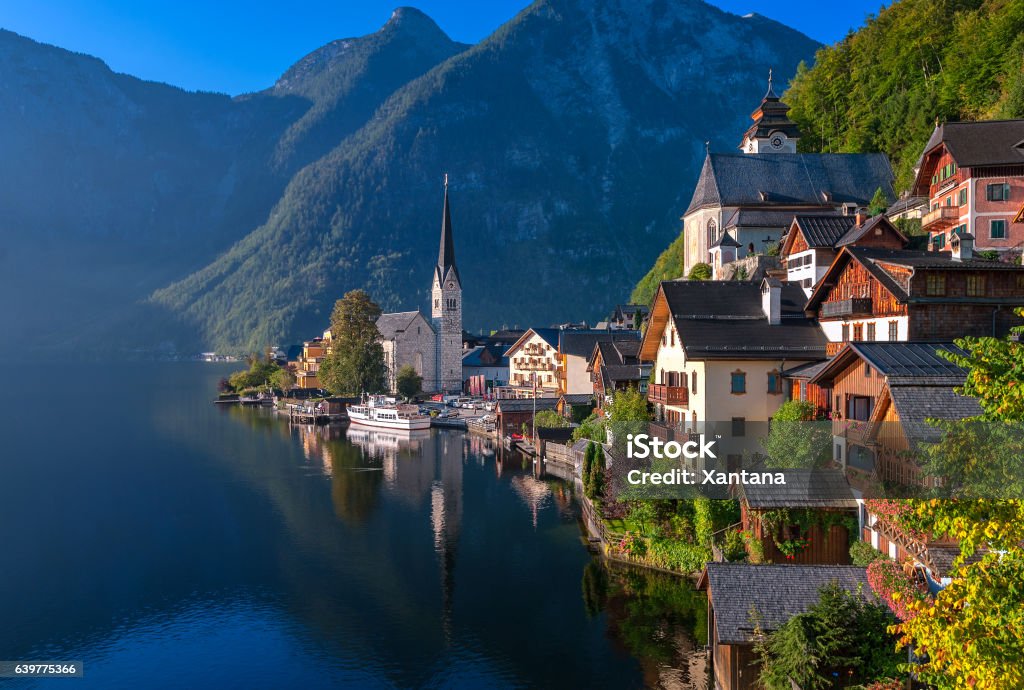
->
346, 396, 432, 431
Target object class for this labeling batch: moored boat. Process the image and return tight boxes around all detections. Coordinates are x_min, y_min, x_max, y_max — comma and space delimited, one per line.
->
347, 396, 432, 431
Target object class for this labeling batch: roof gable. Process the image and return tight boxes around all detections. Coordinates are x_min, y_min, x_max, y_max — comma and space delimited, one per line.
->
377, 311, 430, 340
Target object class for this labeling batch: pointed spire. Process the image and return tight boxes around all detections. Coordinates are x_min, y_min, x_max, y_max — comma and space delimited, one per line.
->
764, 67, 777, 100
437, 174, 458, 284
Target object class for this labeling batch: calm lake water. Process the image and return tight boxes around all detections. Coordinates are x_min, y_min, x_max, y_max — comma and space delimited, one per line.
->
0, 363, 707, 689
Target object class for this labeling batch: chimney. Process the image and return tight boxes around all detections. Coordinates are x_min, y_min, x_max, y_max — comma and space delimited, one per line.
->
761, 278, 782, 325
951, 231, 974, 261
855, 210, 866, 226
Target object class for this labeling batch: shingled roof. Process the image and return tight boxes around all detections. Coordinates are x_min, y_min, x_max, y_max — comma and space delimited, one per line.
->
559, 330, 639, 358
700, 564, 877, 644
791, 214, 857, 248
655, 281, 827, 360
376, 311, 430, 339
741, 469, 856, 509
686, 152, 895, 215
918, 119, 1024, 168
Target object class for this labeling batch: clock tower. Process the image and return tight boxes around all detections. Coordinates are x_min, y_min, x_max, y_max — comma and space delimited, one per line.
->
431, 175, 463, 393
739, 69, 800, 154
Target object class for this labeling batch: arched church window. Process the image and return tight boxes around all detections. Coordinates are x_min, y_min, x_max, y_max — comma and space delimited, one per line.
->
707, 219, 718, 243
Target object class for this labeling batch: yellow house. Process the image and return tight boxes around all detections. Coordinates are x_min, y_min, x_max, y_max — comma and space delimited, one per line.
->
294, 329, 332, 390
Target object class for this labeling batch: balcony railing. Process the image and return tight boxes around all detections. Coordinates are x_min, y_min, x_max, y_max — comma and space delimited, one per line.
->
821, 298, 873, 318
519, 362, 553, 371
648, 384, 688, 406
921, 205, 959, 231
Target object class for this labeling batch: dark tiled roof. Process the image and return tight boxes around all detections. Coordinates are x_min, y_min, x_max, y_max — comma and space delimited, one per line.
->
835, 215, 906, 247
889, 386, 984, 447
724, 209, 812, 229
702, 564, 876, 643
710, 232, 742, 249
559, 330, 640, 358
495, 398, 560, 413
560, 393, 594, 405
596, 339, 641, 365
661, 281, 827, 360
376, 311, 428, 339
781, 359, 832, 380
601, 364, 647, 383
919, 120, 1024, 168
686, 152, 895, 214
536, 427, 574, 442
462, 344, 509, 368
741, 469, 856, 509
851, 342, 969, 382
792, 214, 857, 248
886, 195, 928, 216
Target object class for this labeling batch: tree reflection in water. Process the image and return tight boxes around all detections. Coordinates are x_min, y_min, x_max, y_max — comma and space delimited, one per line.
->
584, 560, 711, 689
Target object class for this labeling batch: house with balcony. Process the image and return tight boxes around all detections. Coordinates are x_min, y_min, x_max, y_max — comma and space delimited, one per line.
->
586, 338, 650, 411
912, 119, 1024, 255
294, 330, 333, 389
805, 241, 1024, 355
501, 328, 561, 398
807, 342, 982, 488
780, 213, 908, 294
639, 279, 827, 455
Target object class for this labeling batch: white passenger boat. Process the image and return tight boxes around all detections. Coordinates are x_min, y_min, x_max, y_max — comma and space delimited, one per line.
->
347, 396, 432, 431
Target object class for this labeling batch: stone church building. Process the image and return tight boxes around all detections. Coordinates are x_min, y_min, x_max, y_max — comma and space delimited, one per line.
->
682, 73, 896, 276
377, 179, 463, 394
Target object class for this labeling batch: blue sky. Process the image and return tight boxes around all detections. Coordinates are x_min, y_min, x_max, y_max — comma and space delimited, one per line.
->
0, 1, 885, 95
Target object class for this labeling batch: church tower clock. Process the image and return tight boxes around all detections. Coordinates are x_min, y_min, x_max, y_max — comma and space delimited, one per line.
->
739, 69, 801, 154
431, 175, 463, 393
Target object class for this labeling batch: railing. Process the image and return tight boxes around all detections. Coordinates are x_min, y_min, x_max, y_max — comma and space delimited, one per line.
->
821, 298, 873, 318
921, 205, 959, 231
648, 383, 688, 406
519, 361, 553, 371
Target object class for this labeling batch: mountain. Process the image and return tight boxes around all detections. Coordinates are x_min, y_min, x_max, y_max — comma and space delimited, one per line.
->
0, 10, 467, 354
784, 0, 1024, 189
153, 0, 820, 353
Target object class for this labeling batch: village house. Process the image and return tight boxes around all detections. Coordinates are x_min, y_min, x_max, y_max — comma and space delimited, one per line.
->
640, 279, 828, 451
737, 469, 858, 566
294, 330, 332, 389
682, 75, 895, 275
698, 563, 875, 690
780, 213, 908, 294
461, 343, 509, 394
808, 341, 983, 490
586, 338, 650, 411
912, 118, 1024, 255
805, 241, 1024, 355
558, 330, 640, 397
502, 328, 561, 397
607, 304, 649, 330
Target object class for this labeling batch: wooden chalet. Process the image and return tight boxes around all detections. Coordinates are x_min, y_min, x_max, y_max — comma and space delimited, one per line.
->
738, 469, 858, 565
494, 397, 559, 437
805, 243, 1024, 355
698, 563, 875, 690
808, 342, 983, 489
586, 339, 649, 411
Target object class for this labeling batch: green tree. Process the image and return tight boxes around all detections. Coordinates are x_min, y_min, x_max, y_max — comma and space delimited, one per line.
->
582, 441, 596, 488
687, 262, 712, 281
757, 582, 902, 690
269, 366, 296, 391
607, 387, 652, 423
533, 409, 568, 428
228, 355, 283, 392
319, 290, 387, 395
395, 364, 423, 400
761, 400, 831, 468
868, 186, 890, 216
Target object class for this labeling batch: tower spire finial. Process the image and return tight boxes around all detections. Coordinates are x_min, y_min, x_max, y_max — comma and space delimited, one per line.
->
768, 67, 773, 90
444, 172, 448, 189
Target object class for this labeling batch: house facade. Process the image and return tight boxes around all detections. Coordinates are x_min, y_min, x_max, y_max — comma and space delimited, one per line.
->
587, 339, 650, 410
639, 280, 827, 447
294, 330, 332, 389
503, 328, 561, 397
912, 119, 1024, 255
805, 243, 1024, 355
780, 213, 908, 294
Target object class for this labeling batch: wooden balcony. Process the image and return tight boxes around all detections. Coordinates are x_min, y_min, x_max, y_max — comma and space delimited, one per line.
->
821, 298, 872, 318
921, 205, 959, 232
648, 383, 688, 406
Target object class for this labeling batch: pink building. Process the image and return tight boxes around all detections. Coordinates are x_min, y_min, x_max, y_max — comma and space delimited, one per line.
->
913, 119, 1024, 257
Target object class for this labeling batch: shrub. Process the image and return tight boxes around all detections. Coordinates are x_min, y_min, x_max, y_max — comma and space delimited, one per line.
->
850, 540, 885, 567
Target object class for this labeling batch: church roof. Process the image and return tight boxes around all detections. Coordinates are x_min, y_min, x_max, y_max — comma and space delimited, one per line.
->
740, 72, 802, 147
685, 152, 895, 215
376, 311, 431, 340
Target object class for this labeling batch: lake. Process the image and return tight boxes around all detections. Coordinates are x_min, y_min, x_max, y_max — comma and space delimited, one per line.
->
0, 363, 707, 688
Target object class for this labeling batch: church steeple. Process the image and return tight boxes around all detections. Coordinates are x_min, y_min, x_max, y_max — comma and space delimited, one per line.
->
436, 174, 459, 285
739, 68, 800, 154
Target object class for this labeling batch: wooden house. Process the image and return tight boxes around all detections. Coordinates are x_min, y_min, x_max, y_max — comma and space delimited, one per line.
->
494, 397, 559, 437
586, 339, 649, 411
808, 341, 983, 489
738, 469, 858, 565
698, 563, 874, 690
805, 244, 1024, 355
